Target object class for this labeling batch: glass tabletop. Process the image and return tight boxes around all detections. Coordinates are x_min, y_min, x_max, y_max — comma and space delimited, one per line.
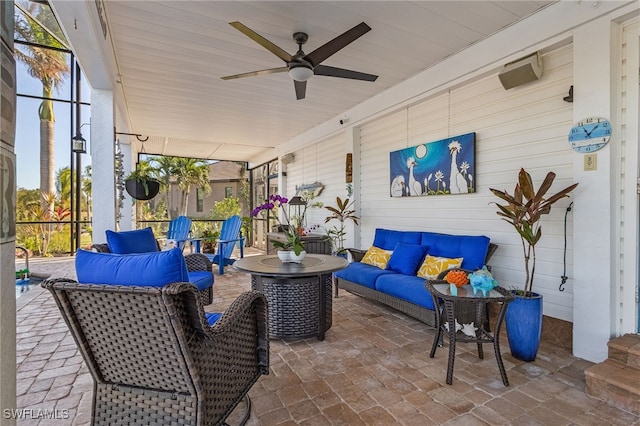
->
426, 282, 513, 302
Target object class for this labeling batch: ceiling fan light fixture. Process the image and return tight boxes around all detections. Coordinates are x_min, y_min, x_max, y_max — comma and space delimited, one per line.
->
288, 66, 313, 82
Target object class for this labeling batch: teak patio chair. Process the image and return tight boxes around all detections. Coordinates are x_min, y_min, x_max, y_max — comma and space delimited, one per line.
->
209, 215, 244, 275
43, 277, 269, 425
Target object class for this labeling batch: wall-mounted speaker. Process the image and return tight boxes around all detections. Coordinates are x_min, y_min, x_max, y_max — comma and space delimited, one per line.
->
498, 51, 543, 90
281, 153, 295, 164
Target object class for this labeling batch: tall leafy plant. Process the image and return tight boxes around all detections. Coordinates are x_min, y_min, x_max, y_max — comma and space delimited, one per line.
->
324, 197, 359, 255
490, 168, 578, 297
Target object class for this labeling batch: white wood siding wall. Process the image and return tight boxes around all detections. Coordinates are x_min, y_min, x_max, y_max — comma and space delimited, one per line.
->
356, 45, 576, 321
283, 132, 347, 231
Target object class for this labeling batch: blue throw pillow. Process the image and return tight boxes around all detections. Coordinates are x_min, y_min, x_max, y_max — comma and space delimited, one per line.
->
386, 243, 429, 275
106, 227, 158, 254
75, 248, 189, 287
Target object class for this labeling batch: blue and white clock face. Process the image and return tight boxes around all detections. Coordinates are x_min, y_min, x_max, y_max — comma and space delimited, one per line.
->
568, 117, 611, 153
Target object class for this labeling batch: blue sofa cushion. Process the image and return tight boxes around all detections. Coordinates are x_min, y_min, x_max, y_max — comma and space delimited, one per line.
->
420, 232, 490, 270
106, 227, 159, 254
375, 274, 435, 310
188, 271, 214, 291
75, 248, 189, 287
334, 262, 396, 289
386, 243, 428, 275
372, 228, 422, 250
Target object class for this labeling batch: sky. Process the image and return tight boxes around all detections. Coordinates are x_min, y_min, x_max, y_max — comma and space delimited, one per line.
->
14, 59, 92, 191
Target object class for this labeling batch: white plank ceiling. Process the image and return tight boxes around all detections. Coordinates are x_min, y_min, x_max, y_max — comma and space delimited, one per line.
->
59, 1, 554, 162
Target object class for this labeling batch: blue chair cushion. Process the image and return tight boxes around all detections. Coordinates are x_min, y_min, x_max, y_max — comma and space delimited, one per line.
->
106, 227, 159, 254
334, 262, 396, 289
188, 271, 214, 291
205, 312, 222, 325
75, 248, 189, 287
372, 228, 422, 251
420, 232, 490, 270
386, 243, 429, 275
375, 274, 435, 310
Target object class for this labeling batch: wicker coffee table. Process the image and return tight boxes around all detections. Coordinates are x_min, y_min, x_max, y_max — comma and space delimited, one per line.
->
234, 254, 348, 340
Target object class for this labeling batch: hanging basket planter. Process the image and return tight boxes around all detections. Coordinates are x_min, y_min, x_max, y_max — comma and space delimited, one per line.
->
125, 178, 160, 201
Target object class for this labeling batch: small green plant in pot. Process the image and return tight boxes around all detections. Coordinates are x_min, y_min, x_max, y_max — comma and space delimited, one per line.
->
490, 168, 578, 361
125, 163, 160, 200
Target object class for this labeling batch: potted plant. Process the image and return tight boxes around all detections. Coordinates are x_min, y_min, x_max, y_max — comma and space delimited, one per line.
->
125, 164, 160, 200
200, 229, 220, 254
490, 168, 578, 361
251, 195, 305, 262
324, 196, 359, 256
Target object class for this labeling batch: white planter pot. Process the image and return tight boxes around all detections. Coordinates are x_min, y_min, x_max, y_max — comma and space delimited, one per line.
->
289, 250, 306, 263
277, 250, 306, 263
277, 250, 291, 262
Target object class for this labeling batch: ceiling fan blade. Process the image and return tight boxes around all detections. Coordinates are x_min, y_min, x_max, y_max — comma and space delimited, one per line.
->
229, 21, 294, 63
314, 65, 378, 81
221, 67, 288, 80
304, 22, 371, 66
294, 80, 306, 100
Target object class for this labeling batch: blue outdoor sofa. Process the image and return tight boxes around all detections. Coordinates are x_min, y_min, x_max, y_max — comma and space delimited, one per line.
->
334, 228, 497, 327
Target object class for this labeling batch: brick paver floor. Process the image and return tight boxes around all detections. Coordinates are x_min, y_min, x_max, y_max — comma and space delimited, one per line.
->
14, 253, 640, 425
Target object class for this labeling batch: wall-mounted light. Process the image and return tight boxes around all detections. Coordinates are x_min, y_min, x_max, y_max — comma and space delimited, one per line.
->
72, 133, 86, 153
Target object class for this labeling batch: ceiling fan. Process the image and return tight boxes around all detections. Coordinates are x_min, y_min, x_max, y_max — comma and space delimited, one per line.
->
221, 21, 378, 100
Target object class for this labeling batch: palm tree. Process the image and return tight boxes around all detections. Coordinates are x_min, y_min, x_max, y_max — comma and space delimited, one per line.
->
82, 165, 92, 221
14, 1, 70, 208
172, 158, 211, 216
149, 155, 176, 218
55, 167, 71, 208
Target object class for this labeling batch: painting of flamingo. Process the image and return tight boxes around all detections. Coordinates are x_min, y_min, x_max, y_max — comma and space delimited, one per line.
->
389, 132, 475, 197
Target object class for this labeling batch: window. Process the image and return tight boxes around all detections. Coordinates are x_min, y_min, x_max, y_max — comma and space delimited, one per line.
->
196, 188, 203, 212
225, 187, 233, 198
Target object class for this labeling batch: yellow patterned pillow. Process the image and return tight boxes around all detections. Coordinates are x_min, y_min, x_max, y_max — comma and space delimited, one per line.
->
417, 255, 463, 279
361, 246, 392, 269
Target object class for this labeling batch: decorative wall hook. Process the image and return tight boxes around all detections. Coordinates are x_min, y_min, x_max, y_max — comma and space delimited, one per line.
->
115, 131, 149, 142
563, 85, 573, 103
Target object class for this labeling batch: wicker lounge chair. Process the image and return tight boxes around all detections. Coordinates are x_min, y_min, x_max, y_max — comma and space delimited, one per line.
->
91, 229, 215, 305
43, 278, 269, 425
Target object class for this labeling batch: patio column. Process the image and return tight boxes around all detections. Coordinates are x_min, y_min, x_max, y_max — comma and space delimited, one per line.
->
90, 89, 117, 243
572, 18, 616, 363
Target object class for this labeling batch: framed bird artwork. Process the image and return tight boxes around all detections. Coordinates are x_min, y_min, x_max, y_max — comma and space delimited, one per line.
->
389, 132, 476, 197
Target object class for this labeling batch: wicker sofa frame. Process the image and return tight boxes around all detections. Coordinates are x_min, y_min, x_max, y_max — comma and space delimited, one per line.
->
43, 278, 269, 426
337, 243, 498, 328
91, 243, 214, 305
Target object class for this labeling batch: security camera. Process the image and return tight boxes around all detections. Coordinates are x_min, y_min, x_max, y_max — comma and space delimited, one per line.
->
339, 119, 345, 125
339, 116, 348, 125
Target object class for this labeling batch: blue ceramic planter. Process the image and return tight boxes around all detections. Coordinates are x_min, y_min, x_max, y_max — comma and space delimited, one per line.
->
505, 292, 543, 362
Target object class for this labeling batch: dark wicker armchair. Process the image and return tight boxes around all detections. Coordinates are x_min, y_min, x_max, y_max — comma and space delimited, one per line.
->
43, 278, 269, 425
92, 243, 214, 305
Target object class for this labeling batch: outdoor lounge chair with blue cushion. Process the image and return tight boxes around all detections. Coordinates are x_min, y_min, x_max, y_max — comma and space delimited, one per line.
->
87, 237, 215, 304
210, 215, 244, 275
49, 248, 269, 425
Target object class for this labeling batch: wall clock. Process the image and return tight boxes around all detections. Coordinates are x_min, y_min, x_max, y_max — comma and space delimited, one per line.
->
568, 117, 611, 153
